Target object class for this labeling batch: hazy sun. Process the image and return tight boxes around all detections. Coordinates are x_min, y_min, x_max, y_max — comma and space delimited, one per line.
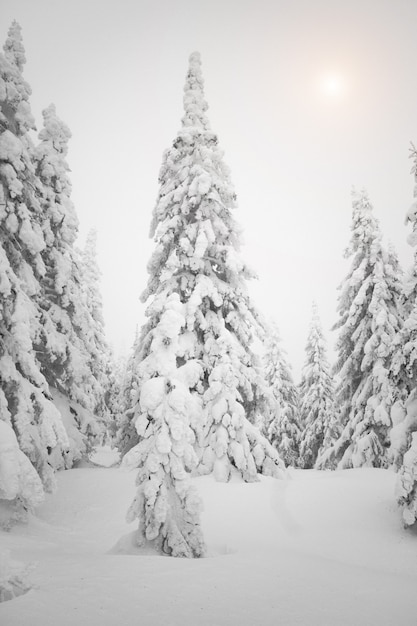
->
319, 73, 347, 99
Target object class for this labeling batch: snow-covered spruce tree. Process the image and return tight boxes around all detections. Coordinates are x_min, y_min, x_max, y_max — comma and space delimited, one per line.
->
298, 303, 335, 469
79, 229, 113, 428
123, 293, 205, 556
104, 352, 128, 446
0, 22, 69, 490
116, 329, 142, 456
400, 144, 417, 318
390, 145, 417, 418
320, 189, 403, 469
396, 426, 417, 526
393, 144, 417, 524
314, 409, 342, 470
33, 104, 108, 459
125, 52, 283, 480
262, 322, 301, 467
122, 52, 283, 555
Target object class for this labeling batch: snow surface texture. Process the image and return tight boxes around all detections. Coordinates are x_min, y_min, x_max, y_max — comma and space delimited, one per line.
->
0, 447, 416, 625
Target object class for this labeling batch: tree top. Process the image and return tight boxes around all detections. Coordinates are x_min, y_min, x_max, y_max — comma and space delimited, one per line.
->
347, 188, 381, 255
3, 21, 26, 71
311, 300, 319, 321
182, 51, 211, 131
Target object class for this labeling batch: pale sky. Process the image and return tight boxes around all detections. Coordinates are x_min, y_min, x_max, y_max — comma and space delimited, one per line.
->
3, 0, 417, 379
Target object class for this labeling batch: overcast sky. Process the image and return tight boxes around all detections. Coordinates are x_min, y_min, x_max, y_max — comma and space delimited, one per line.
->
3, 0, 417, 379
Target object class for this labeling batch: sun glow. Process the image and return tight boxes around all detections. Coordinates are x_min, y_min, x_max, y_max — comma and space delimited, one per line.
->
319, 73, 347, 99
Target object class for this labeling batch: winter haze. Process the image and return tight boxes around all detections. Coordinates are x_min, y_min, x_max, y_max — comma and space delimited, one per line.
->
2, 1, 417, 623
2, 0, 417, 376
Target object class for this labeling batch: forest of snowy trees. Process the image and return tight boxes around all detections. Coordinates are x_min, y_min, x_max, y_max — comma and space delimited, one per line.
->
2, 21, 417, 557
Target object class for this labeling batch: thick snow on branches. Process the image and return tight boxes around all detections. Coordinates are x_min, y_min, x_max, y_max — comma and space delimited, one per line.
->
320, 190, 402, 469
123, 294, 205, 557
121, 52, 283, 556
0, 23, 70, 491
0, 23, 110, 510
262, 323, 301, 467
395, 145, 417, 525
3, 21, 417, 554
299, 304, 336, 469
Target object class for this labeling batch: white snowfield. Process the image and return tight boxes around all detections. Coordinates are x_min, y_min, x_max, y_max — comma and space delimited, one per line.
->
0, 447, 416, 626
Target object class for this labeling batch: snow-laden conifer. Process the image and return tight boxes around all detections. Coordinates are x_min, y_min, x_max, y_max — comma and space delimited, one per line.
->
400, 144, 417, 315
104, 352, 128, 445
394, 145, 417, 524
391, 146, 417, 407
1, 25, 110, 491
298, 303, 335, 469
262, 322, 300, 467
122, 52, 283, 555
79, 229, 113, 426
123, 294, 205, 556
0, 23, 69, 490
116, 329, 143, 455
396, 426, 417, 527
33, 105, 109, 459
321, 190, 402, 469
388, 148, 417, 472
124, 52, 283, 480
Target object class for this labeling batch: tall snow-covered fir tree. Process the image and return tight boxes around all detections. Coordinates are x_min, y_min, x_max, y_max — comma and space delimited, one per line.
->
391, 145, 417, 408
121, 52, 284, 556
262, 322, 301, 467
298, 303, 335, 469
320, 190, 403, 469
0, 22, 69, 493
394, 144, 417, 525
79, 229, 113, 429
115, 328, 142, 455
33, 105, 109, 456
400, 144, 417, 317
0, 24, 111, 516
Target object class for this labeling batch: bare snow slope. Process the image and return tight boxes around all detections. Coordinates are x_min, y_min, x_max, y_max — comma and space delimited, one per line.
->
1, 450, 417, 626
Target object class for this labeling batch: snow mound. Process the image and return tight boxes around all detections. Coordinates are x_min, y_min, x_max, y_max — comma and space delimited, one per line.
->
108, 530, 164, 556
90, 445, 120, 468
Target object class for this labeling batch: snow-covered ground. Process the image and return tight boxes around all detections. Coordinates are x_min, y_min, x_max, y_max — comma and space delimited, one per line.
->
1, 447, 417, 625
